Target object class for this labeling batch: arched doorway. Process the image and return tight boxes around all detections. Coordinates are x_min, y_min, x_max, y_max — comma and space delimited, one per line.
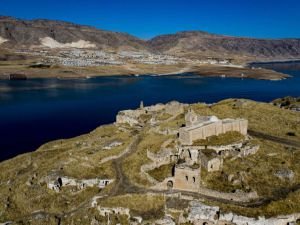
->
167, 180, 173, 190
57, 177, 62, 187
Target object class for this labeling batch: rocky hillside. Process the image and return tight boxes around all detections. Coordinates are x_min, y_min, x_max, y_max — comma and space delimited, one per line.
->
0, 16, 150, 52
0, 99, 300, 224
148, 31, 300, 60
1, 16, 300, 61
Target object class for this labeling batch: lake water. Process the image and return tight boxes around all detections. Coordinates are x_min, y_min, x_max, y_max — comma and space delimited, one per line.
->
0, 62, 300, 161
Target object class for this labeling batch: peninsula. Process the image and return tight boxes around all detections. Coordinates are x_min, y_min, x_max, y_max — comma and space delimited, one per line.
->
1, 98, 300, 224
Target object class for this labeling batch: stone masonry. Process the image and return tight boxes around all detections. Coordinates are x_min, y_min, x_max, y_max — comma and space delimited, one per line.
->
172, 164, 201, 192
179, 109, 248, 145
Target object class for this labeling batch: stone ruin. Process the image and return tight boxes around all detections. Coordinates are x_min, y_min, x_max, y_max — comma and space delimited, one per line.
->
178, 147, 223, 172
180, 201, 300, 225
46, 176, 113, 192
115, 101, 187, 127
103, 140, 123, 150
171, 164, 201, 192
179, 109, 248, 145
146, 108, 259, 196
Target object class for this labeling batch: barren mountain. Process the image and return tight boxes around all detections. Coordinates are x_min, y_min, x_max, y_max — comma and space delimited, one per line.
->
1, 16, 300, 62
148, 31, 300, 60
0, 16, 150, 52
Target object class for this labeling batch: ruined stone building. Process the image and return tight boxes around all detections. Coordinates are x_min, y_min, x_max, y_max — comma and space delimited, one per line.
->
116, 101, 187, 126
116, 109, 145, 126
47, 176, 113, 192
179, 109, 248, 145
164, 101, 185, 115
199, 149, 223, 172
171, 164, 201, 192
179, 147, 223, 172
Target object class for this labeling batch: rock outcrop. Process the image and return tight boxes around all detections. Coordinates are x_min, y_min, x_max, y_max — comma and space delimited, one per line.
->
0, 16, 150, 52
148, 31, 300, 60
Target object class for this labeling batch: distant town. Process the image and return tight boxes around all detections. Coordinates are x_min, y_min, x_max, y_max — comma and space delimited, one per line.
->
16, 48, 232, 67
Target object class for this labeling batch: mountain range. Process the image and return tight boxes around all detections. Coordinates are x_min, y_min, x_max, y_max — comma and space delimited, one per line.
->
1, 16, 300, 61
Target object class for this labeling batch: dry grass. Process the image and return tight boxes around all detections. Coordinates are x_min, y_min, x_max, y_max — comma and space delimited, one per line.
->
206, 188, 300, 218
191, 99, 300, 217
159, 113, 185, 129
123, 131, 172, 186
191, 99, 300, 141
99, 194, 165, 220
0, 124, 135, 221
1, 99, 300, 221
193, 131, 244, 146
156, 112, 172, 121
0, 57, 188, 79
148, 163, 175, 182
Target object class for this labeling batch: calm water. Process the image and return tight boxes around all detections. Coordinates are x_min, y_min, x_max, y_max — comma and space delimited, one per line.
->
0, 63, 300, 161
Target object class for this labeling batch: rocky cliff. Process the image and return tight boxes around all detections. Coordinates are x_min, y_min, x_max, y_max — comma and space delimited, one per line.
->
1, 16, 300, 61
0, 16, 150, 52
148, 31, 300, 60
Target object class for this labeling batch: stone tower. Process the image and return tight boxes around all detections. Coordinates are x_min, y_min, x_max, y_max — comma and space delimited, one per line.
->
140, 101, 144, 109
185, 109, 198, 126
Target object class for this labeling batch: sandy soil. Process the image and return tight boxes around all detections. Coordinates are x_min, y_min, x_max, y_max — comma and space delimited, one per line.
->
39, 37, 96, 49
0, 60, 290, 80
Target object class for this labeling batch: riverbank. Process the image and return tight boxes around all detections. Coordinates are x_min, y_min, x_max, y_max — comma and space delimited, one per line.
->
0, 62, 290, 80
249, 58, 300, 65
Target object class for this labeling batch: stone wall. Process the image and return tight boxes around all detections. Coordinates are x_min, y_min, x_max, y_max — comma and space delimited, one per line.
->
179, 119, 248, 145
97, 206, 130, 217
200, 153, 223, 172
116, 109, 145, 126
165, 101, 185, 115
238, 145, 259, 158
184, 201, 300, 225
198, 186, 258, 202
116, 114, 139, 126
47, 176, 113, 192
140, 149, 173, 184
173, 166, 201, 192
207, 142, 243, 154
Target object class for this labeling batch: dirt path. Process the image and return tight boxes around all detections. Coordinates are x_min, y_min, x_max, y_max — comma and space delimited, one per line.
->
110, 134, 145, 196
249, 130, 300, 148
106, 127, 268, 207
18, 128, 300, 222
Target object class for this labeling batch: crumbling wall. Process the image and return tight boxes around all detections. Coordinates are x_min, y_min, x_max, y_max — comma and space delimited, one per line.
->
173, 166, 201, 192
184, 201, 300, 225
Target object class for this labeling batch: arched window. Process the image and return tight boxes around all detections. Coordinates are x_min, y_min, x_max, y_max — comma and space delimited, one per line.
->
185, 176, 188, 181
193, 177, 196, 183
167, 180, 173, 190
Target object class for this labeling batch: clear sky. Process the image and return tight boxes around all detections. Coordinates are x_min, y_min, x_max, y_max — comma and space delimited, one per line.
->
1, 0, 300, 39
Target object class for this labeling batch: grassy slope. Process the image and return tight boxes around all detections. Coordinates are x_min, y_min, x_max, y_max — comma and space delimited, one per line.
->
0, 99, 299, 222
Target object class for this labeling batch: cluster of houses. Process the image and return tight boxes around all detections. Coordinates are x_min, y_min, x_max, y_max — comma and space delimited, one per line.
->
15, 48, 235, 67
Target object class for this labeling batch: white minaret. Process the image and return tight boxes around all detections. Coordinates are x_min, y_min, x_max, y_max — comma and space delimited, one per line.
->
140, 100, 144, 109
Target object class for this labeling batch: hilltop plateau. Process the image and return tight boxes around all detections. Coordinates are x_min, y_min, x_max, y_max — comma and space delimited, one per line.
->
0, 98, 300, 224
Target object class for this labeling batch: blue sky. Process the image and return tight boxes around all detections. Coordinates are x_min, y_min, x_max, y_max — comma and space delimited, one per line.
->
1, 0, 300, 39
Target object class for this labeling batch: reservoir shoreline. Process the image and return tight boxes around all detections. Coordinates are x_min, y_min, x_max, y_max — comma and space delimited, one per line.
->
0, 62, 299, 161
